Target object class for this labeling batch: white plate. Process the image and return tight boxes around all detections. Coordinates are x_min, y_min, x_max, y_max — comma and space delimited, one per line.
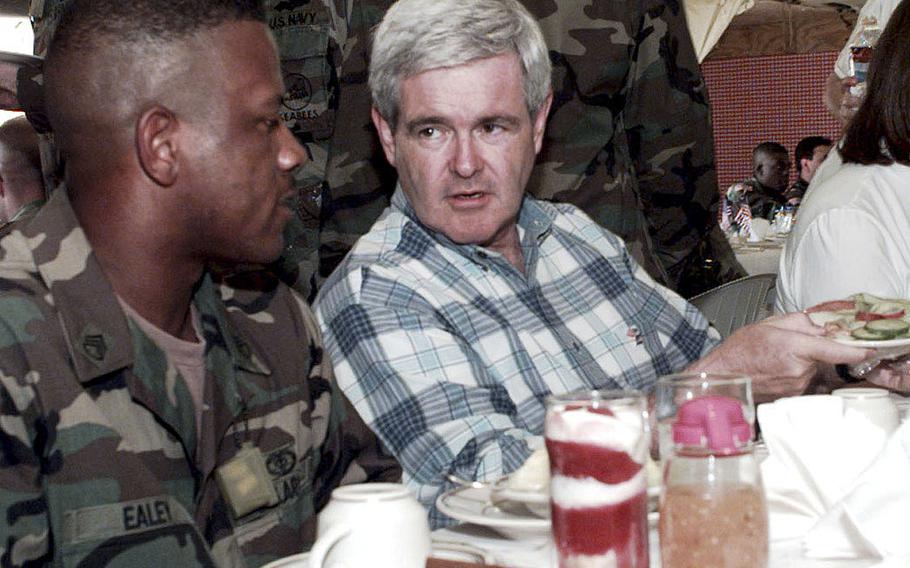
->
436, 485, 550, 540
831, 336, 910, 349
490, 476, 550, 518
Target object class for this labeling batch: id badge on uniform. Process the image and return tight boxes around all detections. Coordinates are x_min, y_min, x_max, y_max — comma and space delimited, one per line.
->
215, 442, 280, 519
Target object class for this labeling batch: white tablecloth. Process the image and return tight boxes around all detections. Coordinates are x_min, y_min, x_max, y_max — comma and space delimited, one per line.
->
732, 237, 784, 275
433, 525, 881, 567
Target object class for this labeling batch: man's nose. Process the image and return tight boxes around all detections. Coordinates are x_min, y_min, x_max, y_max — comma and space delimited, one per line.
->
279, 124, 308, 172
451, 133, 482, 178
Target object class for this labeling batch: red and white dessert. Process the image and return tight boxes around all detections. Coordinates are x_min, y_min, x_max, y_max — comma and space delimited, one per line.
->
545, 402, 649, 568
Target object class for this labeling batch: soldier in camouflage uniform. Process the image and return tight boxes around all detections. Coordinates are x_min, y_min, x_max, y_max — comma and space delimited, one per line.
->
0, 1, 400, 566
523, 0, 744, 297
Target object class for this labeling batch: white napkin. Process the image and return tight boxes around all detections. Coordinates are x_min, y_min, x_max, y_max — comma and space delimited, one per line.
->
757, 395, 890, 542
749, 217, 771, 242
804, 420, 910, 561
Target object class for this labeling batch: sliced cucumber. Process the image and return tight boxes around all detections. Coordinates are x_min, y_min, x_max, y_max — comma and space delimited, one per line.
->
864, 319, 910, 339
852, 327, 888, 341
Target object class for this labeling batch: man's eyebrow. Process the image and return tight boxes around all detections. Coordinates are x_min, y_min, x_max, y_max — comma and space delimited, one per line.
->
405, 116, 451, 132
478, 114, 522, 128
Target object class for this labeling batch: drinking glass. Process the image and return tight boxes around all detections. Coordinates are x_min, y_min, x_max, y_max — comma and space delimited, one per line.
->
655, 373, 767, 568
771, 205, 795, 236
545, 390, 649, 568
654, 373, 754, 462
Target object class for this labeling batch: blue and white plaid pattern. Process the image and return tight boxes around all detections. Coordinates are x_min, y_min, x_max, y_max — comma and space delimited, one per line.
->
315, 188, 719, 527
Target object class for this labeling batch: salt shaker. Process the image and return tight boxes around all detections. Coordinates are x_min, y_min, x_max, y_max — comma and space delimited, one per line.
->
659, 395, 768, 568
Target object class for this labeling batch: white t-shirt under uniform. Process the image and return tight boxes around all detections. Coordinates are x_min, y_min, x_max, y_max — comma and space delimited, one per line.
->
775, 159, 910, 313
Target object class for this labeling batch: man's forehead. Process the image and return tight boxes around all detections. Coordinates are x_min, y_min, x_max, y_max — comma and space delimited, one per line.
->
398, 54, 527, 119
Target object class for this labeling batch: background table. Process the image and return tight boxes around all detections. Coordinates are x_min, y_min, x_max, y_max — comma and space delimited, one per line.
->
731, 237, 785, 275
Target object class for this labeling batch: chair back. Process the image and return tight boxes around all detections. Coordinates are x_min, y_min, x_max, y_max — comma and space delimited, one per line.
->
688, 273, 777, 339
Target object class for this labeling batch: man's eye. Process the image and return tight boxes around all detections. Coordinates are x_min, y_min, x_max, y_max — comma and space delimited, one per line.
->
481, 123, 503, 134
418, 127, 440, 139
264, 118, 281, 130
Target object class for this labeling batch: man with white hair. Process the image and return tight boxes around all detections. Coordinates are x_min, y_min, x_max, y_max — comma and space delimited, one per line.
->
315, 0, 873, 526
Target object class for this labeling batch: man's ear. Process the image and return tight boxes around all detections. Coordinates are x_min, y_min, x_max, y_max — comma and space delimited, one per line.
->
371, 106, 397, 168
136, 105, 179, 187
532, 91, 553, 155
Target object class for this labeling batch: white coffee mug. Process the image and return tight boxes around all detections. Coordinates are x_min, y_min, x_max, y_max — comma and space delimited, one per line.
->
309, 483, 430, 568
833, 388, 900, 435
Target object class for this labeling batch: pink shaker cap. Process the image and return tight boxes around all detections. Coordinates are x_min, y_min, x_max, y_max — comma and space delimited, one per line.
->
672, 395, 752, 453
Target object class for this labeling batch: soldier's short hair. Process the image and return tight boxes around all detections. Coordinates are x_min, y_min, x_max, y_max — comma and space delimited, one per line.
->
369, 0, 552, 128
43, 0, 265, 150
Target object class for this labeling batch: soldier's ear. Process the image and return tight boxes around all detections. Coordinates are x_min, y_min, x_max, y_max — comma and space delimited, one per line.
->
532, 92, 553, 155
372, 106, 397, 168
136, 105, 179, 187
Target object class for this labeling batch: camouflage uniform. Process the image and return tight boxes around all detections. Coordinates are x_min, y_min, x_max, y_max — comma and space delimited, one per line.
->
522, 0, 744, 296
251, 0, 395, 301
0, 189, 400, 566
28, 0, 396, 302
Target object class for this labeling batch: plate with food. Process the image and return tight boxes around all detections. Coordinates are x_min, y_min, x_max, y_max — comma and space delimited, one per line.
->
806, 293, 910, 349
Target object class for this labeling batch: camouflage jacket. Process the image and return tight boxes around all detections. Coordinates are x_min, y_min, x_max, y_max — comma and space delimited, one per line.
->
0, 189, 400, 567
523, 0, 741, 293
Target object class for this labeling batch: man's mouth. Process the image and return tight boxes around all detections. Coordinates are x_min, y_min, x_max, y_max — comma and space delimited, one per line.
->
452, 192, 485, 201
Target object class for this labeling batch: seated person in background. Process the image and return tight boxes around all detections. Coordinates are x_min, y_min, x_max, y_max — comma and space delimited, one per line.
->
824, 0, 903, 126
0, 0, 400, 565
776, 1, 910, 315
0, 116, 44, 236
719, 141, 791, 235
784, 136, 832, 206
315, 0, 872, 527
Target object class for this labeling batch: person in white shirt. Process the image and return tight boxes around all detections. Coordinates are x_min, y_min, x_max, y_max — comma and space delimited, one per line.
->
777, 1, 910, 315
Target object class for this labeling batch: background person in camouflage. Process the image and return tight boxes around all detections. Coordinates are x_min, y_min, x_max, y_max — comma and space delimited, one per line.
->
0, 0, 400, 566
523, 0, 745, 297
0, 116, 44, 237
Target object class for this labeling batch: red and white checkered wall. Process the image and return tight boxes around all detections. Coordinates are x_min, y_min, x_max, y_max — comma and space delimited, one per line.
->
701, 51, 843, 192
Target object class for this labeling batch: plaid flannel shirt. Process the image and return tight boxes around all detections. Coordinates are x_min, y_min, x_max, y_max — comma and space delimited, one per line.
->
315, 188, 720, 527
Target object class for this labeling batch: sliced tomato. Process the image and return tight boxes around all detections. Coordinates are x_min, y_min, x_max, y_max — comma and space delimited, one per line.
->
856, 309, 905, 321
805, 300, 855, 313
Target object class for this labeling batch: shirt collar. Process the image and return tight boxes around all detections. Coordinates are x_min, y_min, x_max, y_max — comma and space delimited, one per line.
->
389, 184, 554, 258
24, 188, 269, 383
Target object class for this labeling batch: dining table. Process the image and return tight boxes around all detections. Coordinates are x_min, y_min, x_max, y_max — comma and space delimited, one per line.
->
730, 233, 785, 276
429, 523, 883, 567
